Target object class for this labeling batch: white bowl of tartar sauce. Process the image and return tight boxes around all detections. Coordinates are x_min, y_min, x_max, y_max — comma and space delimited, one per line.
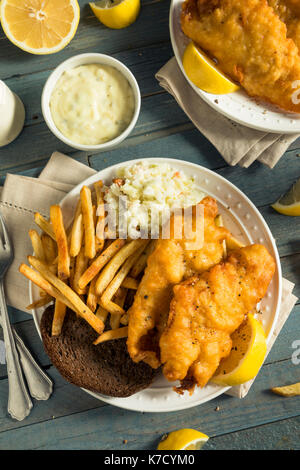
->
41, 53, 141, 151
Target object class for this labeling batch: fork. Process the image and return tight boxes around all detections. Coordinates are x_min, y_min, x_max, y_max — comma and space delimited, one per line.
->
0, 213, 52, 420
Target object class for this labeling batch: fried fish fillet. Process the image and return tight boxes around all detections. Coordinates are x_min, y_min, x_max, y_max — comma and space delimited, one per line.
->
181, 0, 300, 113
159, 244, 275, 393
127, 197, 230, 369
268, 0, 300, 51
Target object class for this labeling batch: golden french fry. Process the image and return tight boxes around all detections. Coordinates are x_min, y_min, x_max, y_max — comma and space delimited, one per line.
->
121, 277, 139, 290
120, 312, 129, 326
78, 239, 126, 289
50, 205, 70, 280
130, 240, 156, 278
27, 256, 104, 335
110, 287, 127, 330
73, 245, 89, 295
29, 230, 45, 261
271, 383, 300, 397
94, 180, 105, 253
95, 239, 145, 296
51, 300, 66, 336
80, 186, 96, 259
87, 277, 98, 312
26, 295, 53, 310
70, 213, 84, 258
100, 240, 149, 314
95, 305, 109, 324
19, 264, 76, 312
93, 327, 128, 345
41, 234, 57, 263
34, 213, 56, 240
100, 299, 125, 315
69, 256, 76, 288
92, 205, 97, 227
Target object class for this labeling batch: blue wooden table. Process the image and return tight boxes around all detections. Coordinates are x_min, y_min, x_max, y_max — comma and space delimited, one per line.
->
0, 0, 299, 451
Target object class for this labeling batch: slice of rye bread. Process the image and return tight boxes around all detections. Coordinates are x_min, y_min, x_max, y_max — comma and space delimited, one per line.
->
40, 306, 158, 397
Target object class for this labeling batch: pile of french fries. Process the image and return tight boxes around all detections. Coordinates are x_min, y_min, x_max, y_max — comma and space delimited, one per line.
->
19, 180, 154, 344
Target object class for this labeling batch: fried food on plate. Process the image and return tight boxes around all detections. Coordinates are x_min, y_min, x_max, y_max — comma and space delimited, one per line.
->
127, 196, 230, 369
268, 0, 300, 51
159, 244, 275, 393
181, 0, 300, 113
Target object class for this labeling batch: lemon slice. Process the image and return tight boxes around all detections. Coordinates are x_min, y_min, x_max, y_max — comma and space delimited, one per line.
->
157, 429, 209, 451
271, 382, 300, 397
271, 177, 300, 216
0, 0, 80, 55
89, 0, 140, 29
212, 314, 267, 387
182, 42, 240, 94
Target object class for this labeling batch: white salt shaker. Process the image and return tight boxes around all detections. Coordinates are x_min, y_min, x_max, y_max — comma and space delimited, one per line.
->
0, 80, 25, 147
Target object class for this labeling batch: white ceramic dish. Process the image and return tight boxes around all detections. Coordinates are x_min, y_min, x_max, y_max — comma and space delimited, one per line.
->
30, 158, 282, 413
170, 0, 300, 134
41, 53, 141, 151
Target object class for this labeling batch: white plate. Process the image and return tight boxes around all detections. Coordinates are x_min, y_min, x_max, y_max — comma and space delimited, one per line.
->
170, 0, 300, 134
30, 158, 282, 412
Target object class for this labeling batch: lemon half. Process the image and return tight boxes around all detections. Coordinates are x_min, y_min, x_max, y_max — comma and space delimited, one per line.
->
89, 0, 140, 29
212, 314, 267, 387
271, 177, 300, 216
0, 0, 80, 55
157, 429, 209, 451
182, 42, 240, 94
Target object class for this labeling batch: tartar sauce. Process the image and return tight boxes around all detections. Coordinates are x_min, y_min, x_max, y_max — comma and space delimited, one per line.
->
50, 64, 135, 145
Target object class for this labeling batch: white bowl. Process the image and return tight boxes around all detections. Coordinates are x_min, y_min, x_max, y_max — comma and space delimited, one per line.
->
41, 53, 141, 151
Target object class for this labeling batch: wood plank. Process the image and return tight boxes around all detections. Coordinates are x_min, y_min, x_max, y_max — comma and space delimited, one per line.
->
2, 86, 300, 183
0, 122, 89, 176
89, 131, 300, 209
280, 254, 300, 300
0, 93, 190, 173
264, 303, 300, 364
259, 205, 300, 258
3, 42, 172, 129
206, 416, 300, 450
0, 299, 297, 377
217, 151, 300, 208
0, 367, 105, 433
89, 126, 224, 172
0, 359, 298, 449
1, 301, 299, 380
0, 0, 170, 79
2, 126, 299, 258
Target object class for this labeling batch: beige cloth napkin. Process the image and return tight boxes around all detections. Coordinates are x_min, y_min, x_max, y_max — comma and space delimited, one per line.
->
0, 151, 297, 398
156, 58, 300, 168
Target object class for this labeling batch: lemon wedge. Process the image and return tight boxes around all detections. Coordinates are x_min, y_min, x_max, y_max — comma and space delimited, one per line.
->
0, 0, 80, 55
212, 314, 267, 387
89, 0, 140, 29
271, 382, 300, 397
271, 177, 300, 216
182, 42, 240, 94
157, 429, 209, 451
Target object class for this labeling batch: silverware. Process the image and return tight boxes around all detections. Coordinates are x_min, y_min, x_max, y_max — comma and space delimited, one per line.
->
13, 328, 52, 401
0, 213, 52, 421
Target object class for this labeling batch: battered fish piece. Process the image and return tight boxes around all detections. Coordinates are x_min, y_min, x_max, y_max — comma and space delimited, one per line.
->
127, 197, 230, 369
160, 244, 275, 393
268, 0, 300, 51
181, 0, 300, 113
